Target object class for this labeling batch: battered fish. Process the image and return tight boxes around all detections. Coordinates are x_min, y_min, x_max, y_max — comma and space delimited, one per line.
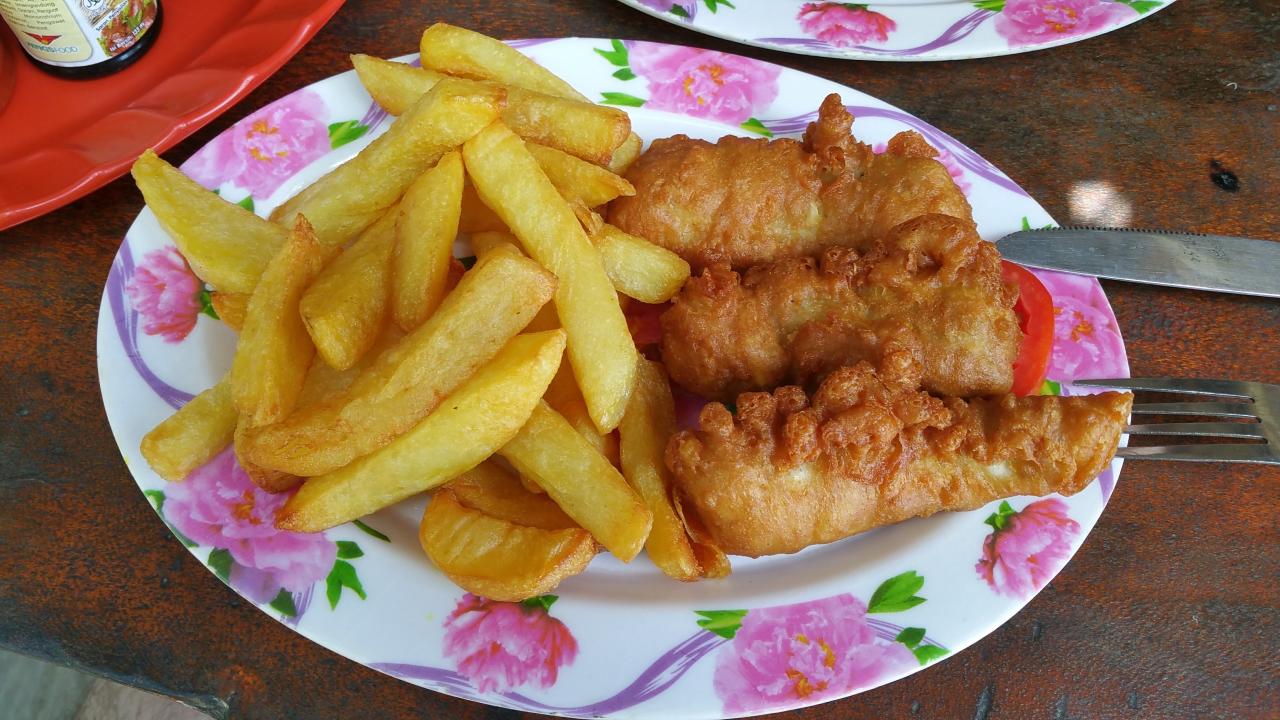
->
666, 356, 1130, 557
660, 214, 1019, 401
608, 94, 973, 270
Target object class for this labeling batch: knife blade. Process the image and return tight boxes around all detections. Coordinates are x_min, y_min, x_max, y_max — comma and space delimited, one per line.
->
996, 226, 1280, 299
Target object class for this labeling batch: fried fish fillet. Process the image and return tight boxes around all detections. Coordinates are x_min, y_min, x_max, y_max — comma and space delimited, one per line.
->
608, 94, 973, 271
666, 358, 1131, 557
660, 214, 1019, 402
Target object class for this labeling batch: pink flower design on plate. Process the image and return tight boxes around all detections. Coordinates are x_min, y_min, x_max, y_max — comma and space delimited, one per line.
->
994, 0, 1138, 48
797, 3, 897, 47
714, 594, 917, 713
628, 41, 780, 124
182, 89, 330, 199
976, 498, 1080, 599
1036, 270, 1127, 379
164, 447, 337, 601
872, 142, 970, 195
443, 593, 578, 693
125, 246, 202, 343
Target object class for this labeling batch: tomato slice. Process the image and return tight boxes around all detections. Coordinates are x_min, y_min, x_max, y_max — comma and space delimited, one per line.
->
1002, 260, 1055, 396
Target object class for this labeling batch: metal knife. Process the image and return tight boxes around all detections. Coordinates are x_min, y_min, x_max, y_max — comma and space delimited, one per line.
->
996, 226, 1280, 299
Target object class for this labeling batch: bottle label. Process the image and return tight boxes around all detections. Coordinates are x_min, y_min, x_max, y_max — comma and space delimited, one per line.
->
0, 0, 157, 68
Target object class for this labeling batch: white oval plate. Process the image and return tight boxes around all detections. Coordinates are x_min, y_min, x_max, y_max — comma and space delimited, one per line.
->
614, 1, 1174, 61
97, 37, 1129, 719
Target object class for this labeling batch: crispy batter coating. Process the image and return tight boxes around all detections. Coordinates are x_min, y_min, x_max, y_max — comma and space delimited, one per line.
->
608, 94, 973, 270
660, 214, 1019, 401
666, 359, 1131, 557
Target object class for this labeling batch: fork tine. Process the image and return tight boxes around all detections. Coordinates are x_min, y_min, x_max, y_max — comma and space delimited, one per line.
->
1125, 422, 1266, 439
1117, 444, 1279, 464
1130, 401, 1257, 418
1074, 377, 1255, 398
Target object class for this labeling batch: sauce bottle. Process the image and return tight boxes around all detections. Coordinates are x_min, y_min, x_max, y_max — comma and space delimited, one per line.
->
0, 0, 162, 79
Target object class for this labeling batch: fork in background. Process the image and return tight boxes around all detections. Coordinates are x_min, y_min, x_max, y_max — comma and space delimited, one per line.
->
1073, 377, 1280, 465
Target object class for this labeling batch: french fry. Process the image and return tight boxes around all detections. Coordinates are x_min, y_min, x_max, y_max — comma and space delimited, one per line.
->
132, 150, 286, 294
277, 330, 566, 532
464, 121, 637, 432
270, 78, 504, 246
448, 460, 578, 531
619, 359, 701, 581
459, 179, 508, 233
392, 151, 463, 332
352, 54, 628, 165
242, 246, 556, 476
234, 419, 299, 492
674, 492, 732, 579
210, 292, 249, 332
544, 361, 619, 466
420, 23, 586, 101
608, 132, 644, 175
295, 324, 404, 409
468, 229, 519, 256
526, 142, 635, 209
300, 207, 397, 370
499, 402, 651, 561
230, 217, 333, 426
420, 487, 595, 601
592, 223, 691, 304
139, 378, 237, 481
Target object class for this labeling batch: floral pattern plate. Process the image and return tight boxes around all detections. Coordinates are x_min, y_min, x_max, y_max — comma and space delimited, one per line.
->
97, 38, 1129, 718
615, 1, 1174, 61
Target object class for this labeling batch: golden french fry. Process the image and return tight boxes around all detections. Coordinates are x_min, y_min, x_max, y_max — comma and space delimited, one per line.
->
300, 208, 397, 370
242, 246, 556, 476
619, 359, 702, 581
464, 121, 637, 432
592, 223, 691, 304
210, 292, 249, 332
277, 330, 566, 532
132, 150, 286, 294
673, 491, 732, 579
234, 419, 299, 493
608, 132, 644, 175
448, 460, 579, 531
230, 217, 333, 426
352, 54, 628, 165
525, 142, 634, 208
139, 378, 237, 481
420, 23, 586, 101
468, 229, 518, 256
459, 179, 508, 233
392, 152, 463, 332
295, 322, 406, 410
499, 402, 651, 561
420, 487, 595, 602
544, 361, 619, 466
270, 78, 504, 246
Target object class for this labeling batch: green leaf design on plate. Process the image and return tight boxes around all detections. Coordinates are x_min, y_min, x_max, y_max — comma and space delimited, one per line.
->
612, 68, 637, 81
984, 500, 1017, 532
352, 519, 390, 542
336, 540, 364, 560
145, 489, 197, 547
269, 589, 298, 617
197, 288, 219, 320
695, 609, 747, 639
458, 255, 477, 270
703, 0, 735, 11
325, 559, 367, 609
208, 548, 233, 583
1040, 379, 1062, 396
740, 118, 773, 137
868, 570, 926, 613
670, 5, 689, 17
974, 0, 1004, 10
328, 120, 371, 149
236, 195, 255, 212
594, 39, 629, 68
1117, 0, 1162, 13
1020, 216, 1057, 231
895, 626, 926, 647
912, 644, 949, 665
600, 92, 646, 108
520, 594, 559, 612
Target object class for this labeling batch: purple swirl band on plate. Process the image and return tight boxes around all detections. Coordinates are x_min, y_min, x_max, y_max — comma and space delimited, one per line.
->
758, 10, 993, 57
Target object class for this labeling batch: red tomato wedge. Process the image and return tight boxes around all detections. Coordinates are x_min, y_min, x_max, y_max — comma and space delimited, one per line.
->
1002, 261, 1055, 396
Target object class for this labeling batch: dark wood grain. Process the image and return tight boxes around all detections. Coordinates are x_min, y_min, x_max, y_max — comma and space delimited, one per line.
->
1, 1, 1277, 718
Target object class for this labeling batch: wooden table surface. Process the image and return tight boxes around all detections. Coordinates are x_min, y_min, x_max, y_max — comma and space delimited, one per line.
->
2, 1, 1277, 718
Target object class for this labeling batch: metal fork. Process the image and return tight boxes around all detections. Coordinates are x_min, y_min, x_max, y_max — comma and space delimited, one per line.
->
1073, 378, 1280, 465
